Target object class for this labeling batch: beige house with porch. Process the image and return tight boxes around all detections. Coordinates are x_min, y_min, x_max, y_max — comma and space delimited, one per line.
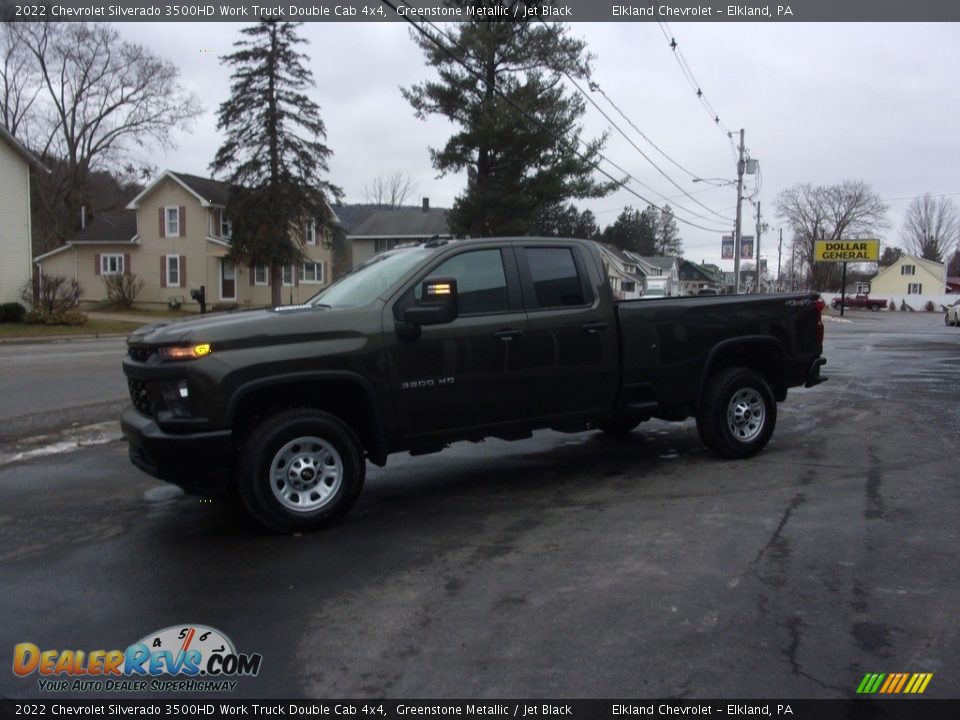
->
34, 170, 335, 310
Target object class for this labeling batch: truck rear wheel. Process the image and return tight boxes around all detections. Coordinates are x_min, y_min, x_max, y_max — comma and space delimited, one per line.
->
696, 368, 777, 459
237, 409, 365, 532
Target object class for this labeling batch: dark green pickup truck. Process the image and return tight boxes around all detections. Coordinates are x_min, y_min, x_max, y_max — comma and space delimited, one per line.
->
122, 238, 827, 531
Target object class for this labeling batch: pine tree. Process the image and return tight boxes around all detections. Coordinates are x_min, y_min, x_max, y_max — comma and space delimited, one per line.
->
210, 20, 341, 306
656, 204, 683, 256
402, 13, 616, 237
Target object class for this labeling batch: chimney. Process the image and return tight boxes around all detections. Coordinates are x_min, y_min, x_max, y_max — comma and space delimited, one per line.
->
422, 197, 430, 212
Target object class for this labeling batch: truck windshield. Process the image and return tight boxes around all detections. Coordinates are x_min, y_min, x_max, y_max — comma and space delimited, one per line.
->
309, 248, 435, 308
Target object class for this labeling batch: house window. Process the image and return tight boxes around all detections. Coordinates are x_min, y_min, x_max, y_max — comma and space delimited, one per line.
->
254, 265, 268, 286
282, 264, 293, 286
167, 255, 180, 287
901, 265, 915, 275
300, 262, 324, 284
101, 254, 124, 275
375, 238, 398, 254
306, 220, 316, 246
622, 280, 636, 293
907, 283, 923, 294
165, 207, 180, 237
220, 214, 232, 239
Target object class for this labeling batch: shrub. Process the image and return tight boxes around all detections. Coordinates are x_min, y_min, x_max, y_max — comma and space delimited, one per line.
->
0, 302, 26, 323
24, 309, 88, 326
888, 299, 896, 311
923, 300, 936, 312
22, 274, 82, 314
103, 273, 144, 309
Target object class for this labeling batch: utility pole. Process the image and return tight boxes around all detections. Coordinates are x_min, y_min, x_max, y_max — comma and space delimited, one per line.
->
790, 239, 796, 291
755, 200, 762, 292
733, 128, 745, 294
776, 228, 783, 291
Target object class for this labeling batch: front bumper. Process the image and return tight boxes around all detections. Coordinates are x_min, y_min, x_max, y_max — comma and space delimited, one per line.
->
121, 406, 233, 494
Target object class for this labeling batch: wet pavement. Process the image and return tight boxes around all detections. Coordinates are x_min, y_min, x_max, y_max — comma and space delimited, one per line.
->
0, 311, 957, 700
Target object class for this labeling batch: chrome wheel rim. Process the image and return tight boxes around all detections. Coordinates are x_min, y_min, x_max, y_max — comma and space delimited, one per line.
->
269, 436, 343, 513
726, 388, 766, 442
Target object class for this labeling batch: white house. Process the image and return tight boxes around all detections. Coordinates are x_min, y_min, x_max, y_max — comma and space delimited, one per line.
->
0, 126, 46, 304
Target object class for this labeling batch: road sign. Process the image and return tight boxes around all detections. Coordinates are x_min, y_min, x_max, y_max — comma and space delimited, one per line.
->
814, 239, 880, 262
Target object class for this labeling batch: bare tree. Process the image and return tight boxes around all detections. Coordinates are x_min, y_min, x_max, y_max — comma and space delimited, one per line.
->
0, 22, 41, 139
900, 193, 958, 263
7, 22, 201, 250
776, 180, 889, 291
363, 170, 417, 209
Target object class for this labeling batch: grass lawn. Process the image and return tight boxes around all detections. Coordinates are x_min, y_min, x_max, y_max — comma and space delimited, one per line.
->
0, 319, 144, 339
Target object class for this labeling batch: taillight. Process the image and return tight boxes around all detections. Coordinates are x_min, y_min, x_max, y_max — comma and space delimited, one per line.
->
814, 298, 826, 345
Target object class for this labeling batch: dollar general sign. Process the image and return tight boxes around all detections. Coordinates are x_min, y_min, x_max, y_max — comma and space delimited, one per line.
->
814, 239, 880, 262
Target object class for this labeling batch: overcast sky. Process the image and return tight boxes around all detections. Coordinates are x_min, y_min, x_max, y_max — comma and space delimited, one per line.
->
116, 21, 960, 269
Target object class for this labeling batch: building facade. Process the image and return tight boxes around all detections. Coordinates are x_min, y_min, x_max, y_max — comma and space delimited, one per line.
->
34, 171, 335, 309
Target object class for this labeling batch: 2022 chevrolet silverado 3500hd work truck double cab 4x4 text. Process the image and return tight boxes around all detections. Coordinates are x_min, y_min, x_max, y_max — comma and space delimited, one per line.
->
121, 238, 827, 532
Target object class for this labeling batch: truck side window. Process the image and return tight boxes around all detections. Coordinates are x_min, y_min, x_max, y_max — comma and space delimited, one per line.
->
414, 249, 509, 315
525, 247, 586, 308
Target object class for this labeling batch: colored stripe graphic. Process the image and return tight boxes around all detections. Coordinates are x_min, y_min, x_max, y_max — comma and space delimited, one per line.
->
857, 673, 933, 694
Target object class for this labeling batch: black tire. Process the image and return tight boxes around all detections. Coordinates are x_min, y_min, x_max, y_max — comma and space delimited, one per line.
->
870, 304, 880, 312
596, 416, 643, 435
696, 368, 777, 460
237, 409, 365, 532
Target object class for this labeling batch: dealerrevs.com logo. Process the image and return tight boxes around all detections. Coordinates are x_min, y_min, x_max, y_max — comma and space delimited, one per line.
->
12, 625, 262, 693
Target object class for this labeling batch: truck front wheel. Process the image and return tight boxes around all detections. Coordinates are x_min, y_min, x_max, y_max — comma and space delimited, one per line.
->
696, 368, 777, 459
237, 409, 365, 532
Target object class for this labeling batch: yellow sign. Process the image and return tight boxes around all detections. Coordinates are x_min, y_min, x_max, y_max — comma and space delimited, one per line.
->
814, 239, 879, 262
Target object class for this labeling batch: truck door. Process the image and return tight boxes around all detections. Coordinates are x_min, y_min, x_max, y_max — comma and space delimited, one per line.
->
516, 244, 619, 420
384, 246, 531, 440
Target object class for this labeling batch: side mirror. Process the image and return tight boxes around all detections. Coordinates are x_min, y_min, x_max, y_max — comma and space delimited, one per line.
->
403, 277, 459, 326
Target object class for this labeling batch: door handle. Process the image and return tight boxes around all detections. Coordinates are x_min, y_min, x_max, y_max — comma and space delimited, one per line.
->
581, 321, 608, 333
493, 329, 523, 340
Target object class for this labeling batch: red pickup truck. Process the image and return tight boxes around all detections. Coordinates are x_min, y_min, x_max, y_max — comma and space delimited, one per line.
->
831, 294, 887, 311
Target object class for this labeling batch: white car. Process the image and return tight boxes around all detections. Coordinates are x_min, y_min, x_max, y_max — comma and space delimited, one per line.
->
945, 299, 960, 326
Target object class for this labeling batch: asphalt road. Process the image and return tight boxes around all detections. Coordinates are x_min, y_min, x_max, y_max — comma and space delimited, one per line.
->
0, 311, 957, 701
0, 338, 128, 443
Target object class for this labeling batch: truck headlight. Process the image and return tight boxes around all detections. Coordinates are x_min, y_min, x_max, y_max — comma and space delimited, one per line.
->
159, 343, 211, 361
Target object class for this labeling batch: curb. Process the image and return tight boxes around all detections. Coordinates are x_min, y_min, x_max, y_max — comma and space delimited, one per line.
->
0, 333, 130, 345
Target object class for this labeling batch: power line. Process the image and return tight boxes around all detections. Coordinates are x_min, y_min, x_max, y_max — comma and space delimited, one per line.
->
656, 22, 735, 141
382, 0, 731, 234
533, 19, 735, 218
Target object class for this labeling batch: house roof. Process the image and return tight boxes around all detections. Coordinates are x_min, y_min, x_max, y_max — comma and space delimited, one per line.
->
0, 125, 49, 171
171, 172, 231, 206
636, 255, 678, 271
69, 211, 138, 244
126, 170, 231, 209
679, 259, 720, 283
330, 204, 385, 233
348, 206, 451, 238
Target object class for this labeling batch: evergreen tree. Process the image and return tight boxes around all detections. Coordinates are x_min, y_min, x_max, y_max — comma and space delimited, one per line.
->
210, 20, 341, 305
656, 204, 683, 256
536, 202, 599, 239
635, 205, 659, 255
402, 12, 616, 237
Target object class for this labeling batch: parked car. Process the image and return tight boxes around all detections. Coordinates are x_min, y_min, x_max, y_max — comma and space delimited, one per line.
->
945, 299, 960, 326
122, 238, 827, 532
831, 294, 887, 312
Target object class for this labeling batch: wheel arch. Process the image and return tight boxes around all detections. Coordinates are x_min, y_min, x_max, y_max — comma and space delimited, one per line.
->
227, 371, 389, 465
698, 336, 788, 404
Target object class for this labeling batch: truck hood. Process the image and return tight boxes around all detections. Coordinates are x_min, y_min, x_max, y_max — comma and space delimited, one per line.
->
128, 305, 372, 349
